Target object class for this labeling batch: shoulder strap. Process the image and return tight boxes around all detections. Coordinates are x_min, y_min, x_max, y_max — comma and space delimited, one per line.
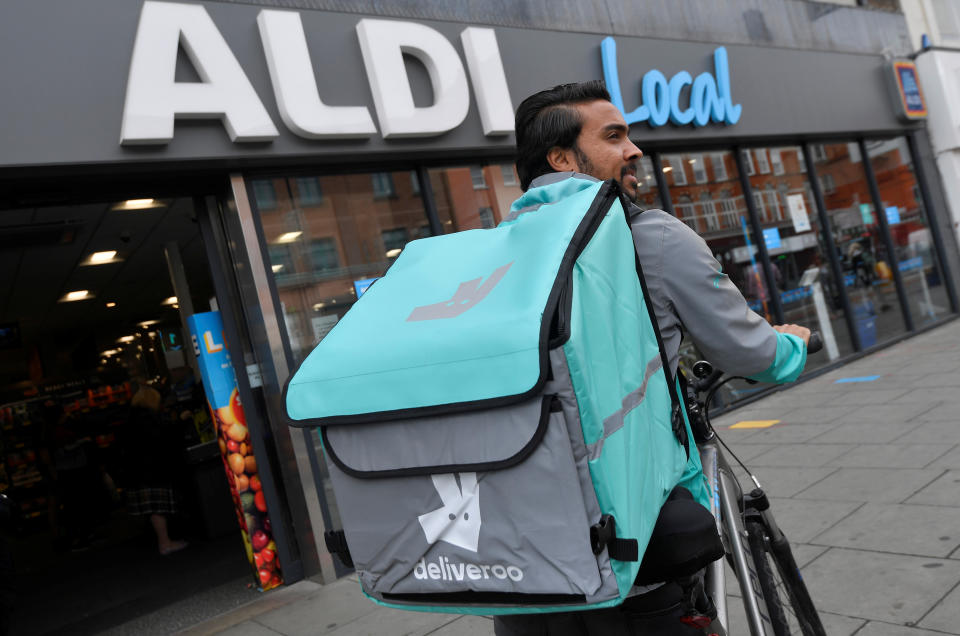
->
619, 193, 689, 459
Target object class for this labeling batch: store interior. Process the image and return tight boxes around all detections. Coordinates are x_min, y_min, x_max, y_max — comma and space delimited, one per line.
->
0, 196, 254, 634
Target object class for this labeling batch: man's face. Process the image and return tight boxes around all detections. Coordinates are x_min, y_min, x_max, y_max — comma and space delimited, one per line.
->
569, 100, 643, 200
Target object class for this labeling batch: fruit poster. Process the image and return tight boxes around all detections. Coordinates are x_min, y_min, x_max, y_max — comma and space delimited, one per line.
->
187, 312, 282, 591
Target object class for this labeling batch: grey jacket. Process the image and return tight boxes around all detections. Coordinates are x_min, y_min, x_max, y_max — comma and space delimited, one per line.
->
524, 172, 780, 378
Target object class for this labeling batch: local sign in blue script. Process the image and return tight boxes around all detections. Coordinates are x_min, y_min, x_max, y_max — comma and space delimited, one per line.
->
602, 38, 742, 128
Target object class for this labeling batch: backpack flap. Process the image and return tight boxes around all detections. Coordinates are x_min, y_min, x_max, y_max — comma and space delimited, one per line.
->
284, 180, 614, 426
322, 394, 621, 611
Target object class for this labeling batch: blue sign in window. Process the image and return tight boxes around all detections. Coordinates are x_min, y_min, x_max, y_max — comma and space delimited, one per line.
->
762, 227, 782, 250
354, 277, 379, 297
885, 206, 901, 225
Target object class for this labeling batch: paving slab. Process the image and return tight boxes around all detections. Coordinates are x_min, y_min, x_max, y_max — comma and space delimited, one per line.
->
179, 582, 323, 636
325, 606, 456, 636
812, 503, 960, 558
740, 466, 839, 498
809, 421, 922, 444
825, 443, 951, 469
216, 622, 284, 636
838, 402, 941, 423
919, 373, 960, 388
913, 402, 960, 423
893, 419, 960, 444
887, 387, 955, 404
917, 580, 960, 633
800, 547, 960, 624
424, 615, 494, 636
817, 611, 866, 635
904, 470, 960, 507
766, 498, 862, 543
254, 580, 377, 636
929, 446, 960, 469
724, 423, 841, 445
723, 443, 781, 461
748, 443, 855, 468
791, 543, 830, 569
824, 389, 913, 406
857, 620, 960, 635
780, 405, 860, 424
794, 468, 942, 503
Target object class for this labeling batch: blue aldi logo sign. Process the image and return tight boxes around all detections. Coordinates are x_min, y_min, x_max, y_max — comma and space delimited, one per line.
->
890, 60, 927, 121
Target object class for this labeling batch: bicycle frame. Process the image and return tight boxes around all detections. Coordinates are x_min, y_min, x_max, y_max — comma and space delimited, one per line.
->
699, 438, 774, 636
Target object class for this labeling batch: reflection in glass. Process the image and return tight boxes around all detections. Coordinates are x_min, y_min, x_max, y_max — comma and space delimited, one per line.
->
252, 172, 430, 364
813, 143, 908, 346
429, 164, 523, 232
635, 156, 662, 210
664, 150, 774, 405
865, 137, 950, 326
251, 171, 432, 533
745, 146, 855, 371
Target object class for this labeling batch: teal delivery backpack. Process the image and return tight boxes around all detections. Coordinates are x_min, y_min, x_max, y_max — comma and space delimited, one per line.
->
285, 177, 696, 615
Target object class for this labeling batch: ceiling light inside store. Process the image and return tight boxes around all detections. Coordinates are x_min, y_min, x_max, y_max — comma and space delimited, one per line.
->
688, 159, 696, 164
61, 290, 92, 302
272, 264, 283, 273
662, 166, 673, 172
161, 296, 178, 306
82, 250, 120, 265
276, 231, 303, 243
138, 320, 160, 328
313, 302, 325, 310
112, 198, 163, 211
106, 302, 117, 308
117, 335, 136, 343
385, 248, 402, 258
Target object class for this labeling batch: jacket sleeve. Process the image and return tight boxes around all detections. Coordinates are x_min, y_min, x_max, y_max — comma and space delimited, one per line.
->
657, 218, 806, 383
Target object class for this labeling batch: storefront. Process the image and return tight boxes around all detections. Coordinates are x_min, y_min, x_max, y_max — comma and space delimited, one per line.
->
2, 0, 959, 631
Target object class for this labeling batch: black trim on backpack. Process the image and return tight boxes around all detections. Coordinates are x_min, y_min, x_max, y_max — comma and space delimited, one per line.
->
284, 180, 622, 428
381, 591, 588, 606
622, 199, 690, 459
321, 395, 559, 479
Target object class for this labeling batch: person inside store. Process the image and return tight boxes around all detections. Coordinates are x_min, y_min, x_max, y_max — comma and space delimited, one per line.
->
39, 401, 101, 552
120, 384, 188, 556
496, 81, 811, 635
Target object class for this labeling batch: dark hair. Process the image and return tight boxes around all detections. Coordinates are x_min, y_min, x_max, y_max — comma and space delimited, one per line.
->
514, 81, 611, 191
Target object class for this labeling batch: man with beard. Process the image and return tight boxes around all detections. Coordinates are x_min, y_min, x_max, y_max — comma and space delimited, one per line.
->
494, 81, 810, 635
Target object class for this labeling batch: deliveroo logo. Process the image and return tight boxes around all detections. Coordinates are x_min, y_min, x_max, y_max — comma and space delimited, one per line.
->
407, 262, 513, 322
418, 473, 482, 552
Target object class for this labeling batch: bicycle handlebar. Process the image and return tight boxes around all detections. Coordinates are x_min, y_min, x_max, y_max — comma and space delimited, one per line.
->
688, 330, 822, 444
807, 331, 823, 355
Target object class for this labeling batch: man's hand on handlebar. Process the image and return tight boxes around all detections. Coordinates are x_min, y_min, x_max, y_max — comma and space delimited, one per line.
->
773, 323, 811, 346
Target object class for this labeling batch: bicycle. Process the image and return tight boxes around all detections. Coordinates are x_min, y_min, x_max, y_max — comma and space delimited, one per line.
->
681, 333, 828, 636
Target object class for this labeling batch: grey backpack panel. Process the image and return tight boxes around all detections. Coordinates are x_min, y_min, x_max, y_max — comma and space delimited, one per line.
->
324, 396, 545, 476
325, 391, 620, 605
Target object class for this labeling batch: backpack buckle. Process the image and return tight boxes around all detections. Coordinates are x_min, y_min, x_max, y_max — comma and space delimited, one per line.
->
590, 515, 639, 561
590, 515, 616, 555
324, 529, 354, 569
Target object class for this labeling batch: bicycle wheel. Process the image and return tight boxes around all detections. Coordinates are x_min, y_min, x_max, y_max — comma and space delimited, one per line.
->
745, 520, 826, 636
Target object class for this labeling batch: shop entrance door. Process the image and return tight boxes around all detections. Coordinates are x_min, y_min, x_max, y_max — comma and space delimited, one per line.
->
0, 192, 287, 634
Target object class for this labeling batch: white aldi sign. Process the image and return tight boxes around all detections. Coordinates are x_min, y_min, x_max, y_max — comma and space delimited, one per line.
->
120, 1, 515, 144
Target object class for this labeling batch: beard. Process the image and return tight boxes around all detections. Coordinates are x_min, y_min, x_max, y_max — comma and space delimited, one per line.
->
572, 143, 637, 203
572, 143, 596, 178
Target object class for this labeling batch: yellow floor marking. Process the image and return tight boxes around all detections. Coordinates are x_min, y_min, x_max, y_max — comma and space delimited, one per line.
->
730, 419, 781, 429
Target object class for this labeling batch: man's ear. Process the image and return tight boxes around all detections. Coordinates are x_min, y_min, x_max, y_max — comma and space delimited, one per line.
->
546, 146, 577, 172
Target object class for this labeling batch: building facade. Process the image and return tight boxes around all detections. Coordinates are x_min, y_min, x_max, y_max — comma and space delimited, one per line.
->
1, 1, 958, 624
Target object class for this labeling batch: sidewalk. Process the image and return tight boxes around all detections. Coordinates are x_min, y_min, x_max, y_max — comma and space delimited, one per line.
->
182, 318, 960, 636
